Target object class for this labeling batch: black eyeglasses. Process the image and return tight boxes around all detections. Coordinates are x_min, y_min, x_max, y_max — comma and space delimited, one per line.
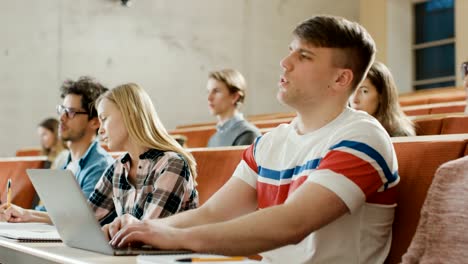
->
461, 62, 468, 79
56, 105, 88, 119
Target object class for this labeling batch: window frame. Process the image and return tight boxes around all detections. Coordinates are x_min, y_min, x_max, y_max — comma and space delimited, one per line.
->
412, 0, 456, 90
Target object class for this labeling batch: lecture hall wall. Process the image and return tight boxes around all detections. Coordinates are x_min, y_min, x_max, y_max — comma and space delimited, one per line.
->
0, 0, 359, 157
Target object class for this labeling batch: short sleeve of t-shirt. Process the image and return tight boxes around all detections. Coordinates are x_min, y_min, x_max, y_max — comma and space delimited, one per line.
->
232, 144, 258, 188
307, 120, 397, 213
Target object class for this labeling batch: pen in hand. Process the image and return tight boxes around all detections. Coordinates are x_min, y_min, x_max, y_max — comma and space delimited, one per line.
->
6, 178, 11, 208
176, 256, 246, 262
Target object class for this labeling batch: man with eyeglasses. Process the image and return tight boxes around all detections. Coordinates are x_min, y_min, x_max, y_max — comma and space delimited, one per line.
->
55, 77, 114, 199
0, 76, 114, 224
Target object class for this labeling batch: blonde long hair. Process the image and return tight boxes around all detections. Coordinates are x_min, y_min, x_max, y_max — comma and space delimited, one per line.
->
96, 83, 197, 178
366, 62, 415, 137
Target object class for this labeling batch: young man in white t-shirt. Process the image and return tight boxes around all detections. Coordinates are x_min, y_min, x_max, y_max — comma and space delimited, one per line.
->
106, 15, 399, 263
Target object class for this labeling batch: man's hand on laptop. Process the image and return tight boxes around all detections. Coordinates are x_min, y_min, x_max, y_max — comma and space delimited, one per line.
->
102, 213, 140, 240
109, 219, 183, 250
0, 203, 33, 223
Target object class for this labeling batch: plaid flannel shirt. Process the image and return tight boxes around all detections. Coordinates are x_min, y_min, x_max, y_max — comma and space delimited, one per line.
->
88, 149, 198, 224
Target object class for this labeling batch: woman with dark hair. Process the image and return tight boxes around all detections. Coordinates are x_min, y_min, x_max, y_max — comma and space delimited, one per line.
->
37, 117, 68, 169
350, 61, 415, 137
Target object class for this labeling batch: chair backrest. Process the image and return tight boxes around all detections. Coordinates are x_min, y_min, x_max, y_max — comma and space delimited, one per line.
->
169, 126, 217, 148
440, 115, 468, 134
15, 147, 42, 157
402, 101, 466, 116
251, 117, 293, 129
411, 114, 468, 135
414, 118, 443, 135
399, 86, 466, 107
171, 119, 291, 148
247, 112, 296, 122
429, 101, 466, 114
189, 146, 247, 204
0, 156, 47, 208
385, 134, 468, 264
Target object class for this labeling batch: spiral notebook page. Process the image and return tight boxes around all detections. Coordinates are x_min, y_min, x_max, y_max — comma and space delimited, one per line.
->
0, 229, 61, 242
0, 222, 56, 231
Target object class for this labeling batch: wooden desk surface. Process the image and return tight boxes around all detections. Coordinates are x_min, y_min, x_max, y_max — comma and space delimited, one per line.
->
0, 237, 136, 264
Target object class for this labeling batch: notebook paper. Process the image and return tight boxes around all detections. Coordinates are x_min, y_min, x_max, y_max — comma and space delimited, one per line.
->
0, 228, 61, 242
0, 222, 56, 231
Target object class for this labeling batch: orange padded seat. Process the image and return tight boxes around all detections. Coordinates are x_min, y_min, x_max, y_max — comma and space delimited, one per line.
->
15, 148, 42, 157
0, 157, 46, 209
170, 127, 216, 148
190, 146, 246, 205
430, 104, 466, 114
440, 116, 468, 134
414, 118, 443, 135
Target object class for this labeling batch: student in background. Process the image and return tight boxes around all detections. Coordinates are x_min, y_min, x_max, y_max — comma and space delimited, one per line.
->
91, 83, 198, 226
206, 69, 261, 147
34, 117, 69, 211
37, 117, 69, 169
106, 15, 399, 263
350, 61, 415, 137
461, 60, 468, 114
0, 76, 113, 220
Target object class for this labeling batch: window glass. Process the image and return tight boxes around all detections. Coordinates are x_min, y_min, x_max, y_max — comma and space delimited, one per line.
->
415, 44, 455, 80
414, 0, 454, 44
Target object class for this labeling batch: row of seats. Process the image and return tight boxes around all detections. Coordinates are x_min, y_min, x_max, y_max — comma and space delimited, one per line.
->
4, 133, 468, 263
398, 86, 466, 107
169, 112, 467, 148
15, 111, 464, 151
401, 100, 466, 116
0, 156, 47, 208
413, 114, 468, 135
176, 112, 296, 130
175, 86, 466, 130
169, 117, 294, 148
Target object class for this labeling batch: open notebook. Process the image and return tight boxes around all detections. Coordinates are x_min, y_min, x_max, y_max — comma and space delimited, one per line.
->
0, 222, 61, 242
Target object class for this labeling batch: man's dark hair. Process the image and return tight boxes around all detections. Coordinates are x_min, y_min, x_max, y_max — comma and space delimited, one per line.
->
60, 76, 108, 120
293, 15, 376, 90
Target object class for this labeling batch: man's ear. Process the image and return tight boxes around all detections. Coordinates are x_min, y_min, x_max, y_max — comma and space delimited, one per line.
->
335, 69, 354, 91
88, 117, 100, 131
231, 92, 241, 106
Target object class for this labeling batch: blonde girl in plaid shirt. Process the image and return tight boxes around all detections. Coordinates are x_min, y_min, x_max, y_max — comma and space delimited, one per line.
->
89, 83, 198, 233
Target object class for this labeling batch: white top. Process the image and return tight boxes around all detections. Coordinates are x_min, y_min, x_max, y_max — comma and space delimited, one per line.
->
51, 149, 69, 169
233, 108, 399, 264
66, 159, 79, 175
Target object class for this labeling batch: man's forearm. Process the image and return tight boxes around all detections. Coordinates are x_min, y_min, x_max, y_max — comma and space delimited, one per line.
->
159, 205, 226, 228
179, 204, 310, 256
178, 183, 349, 256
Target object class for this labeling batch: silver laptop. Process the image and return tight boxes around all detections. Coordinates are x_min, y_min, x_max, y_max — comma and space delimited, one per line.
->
27, 169, 191, 256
